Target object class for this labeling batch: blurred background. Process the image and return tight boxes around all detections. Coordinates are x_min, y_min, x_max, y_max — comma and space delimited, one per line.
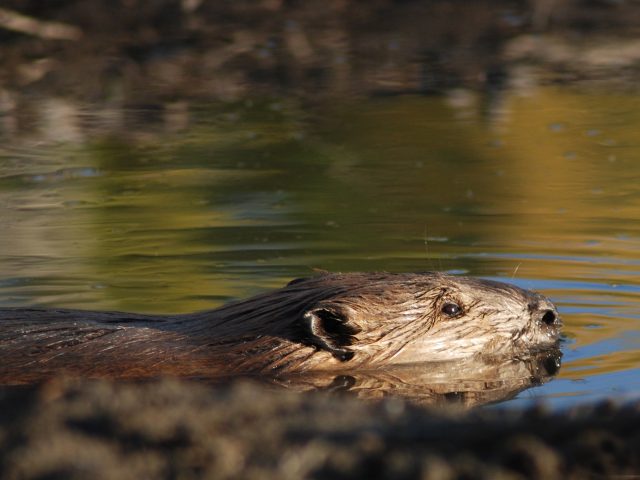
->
0, 0, 639, 407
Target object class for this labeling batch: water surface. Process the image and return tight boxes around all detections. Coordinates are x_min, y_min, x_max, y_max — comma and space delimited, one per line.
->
1, 85, 639, 408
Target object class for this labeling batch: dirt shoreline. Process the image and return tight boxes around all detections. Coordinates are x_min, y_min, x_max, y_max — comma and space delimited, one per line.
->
1, 378, 638, 479
2, 1, 640, 143
2, 0, 640, 107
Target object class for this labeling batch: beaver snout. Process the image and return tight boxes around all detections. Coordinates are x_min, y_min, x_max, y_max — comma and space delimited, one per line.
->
540, 310, 558, 326
529, 301, 561, 326
527, 300, 562, 344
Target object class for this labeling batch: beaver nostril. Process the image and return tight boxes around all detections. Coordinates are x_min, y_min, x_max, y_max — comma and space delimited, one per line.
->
541, 310, 556, 326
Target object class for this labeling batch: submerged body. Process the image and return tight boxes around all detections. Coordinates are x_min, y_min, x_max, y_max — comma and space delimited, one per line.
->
0, 272, 561, 385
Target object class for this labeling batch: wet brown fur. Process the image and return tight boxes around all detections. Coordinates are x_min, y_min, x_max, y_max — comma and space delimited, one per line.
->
0, 272, 561, 385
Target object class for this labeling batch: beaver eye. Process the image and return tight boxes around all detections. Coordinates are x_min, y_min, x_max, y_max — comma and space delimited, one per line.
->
442, 303, 462, 317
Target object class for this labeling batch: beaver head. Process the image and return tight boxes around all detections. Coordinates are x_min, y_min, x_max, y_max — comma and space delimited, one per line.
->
212, 272, 562, 373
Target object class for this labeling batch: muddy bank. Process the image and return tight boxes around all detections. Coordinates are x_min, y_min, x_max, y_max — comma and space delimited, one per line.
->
0, 378, 638, 479
2, 0, 640, 143
2, 0, 640, 106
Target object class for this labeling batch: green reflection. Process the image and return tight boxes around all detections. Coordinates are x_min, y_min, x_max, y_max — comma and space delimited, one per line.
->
0, 87, 639, 324
1, 86, 640, 394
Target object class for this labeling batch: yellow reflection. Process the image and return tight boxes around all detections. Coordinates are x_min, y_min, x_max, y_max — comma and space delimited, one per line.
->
562, 350, 640, 378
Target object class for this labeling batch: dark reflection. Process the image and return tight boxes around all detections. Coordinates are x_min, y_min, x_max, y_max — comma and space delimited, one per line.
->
249, 348, 562, 407
0, 349, 562, 409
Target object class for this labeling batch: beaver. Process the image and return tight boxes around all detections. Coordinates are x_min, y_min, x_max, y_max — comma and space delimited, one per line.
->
0, 272, 561, 385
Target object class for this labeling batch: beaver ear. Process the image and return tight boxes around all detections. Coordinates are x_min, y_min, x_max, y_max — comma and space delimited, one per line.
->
302, 307, 361, 362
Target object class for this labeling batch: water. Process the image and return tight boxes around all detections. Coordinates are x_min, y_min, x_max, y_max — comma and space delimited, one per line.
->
1, 86, 639, 408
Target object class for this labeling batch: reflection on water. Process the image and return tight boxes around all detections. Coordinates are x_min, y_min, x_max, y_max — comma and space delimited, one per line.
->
0, 84, 639, 408
269, 349, 562, 408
